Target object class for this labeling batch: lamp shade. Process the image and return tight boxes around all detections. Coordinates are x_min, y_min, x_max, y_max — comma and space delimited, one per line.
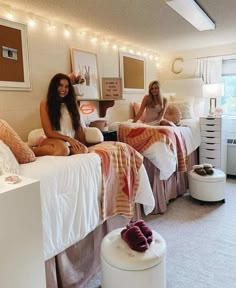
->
203, 83, 224, 98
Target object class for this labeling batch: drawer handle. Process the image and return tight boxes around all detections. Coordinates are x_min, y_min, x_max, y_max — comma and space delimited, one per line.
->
206, 143, 214, 145
206, 124, 215, 126
205, 157, 215, 159
205, 137, 214, 139
206, 149, 215, 151
206, 130, 214, 132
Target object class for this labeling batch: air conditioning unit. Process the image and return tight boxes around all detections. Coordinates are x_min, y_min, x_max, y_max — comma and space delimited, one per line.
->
227, 139, 236, 176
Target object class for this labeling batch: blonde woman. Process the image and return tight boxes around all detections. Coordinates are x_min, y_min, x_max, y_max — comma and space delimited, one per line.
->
133, 80, 168, 124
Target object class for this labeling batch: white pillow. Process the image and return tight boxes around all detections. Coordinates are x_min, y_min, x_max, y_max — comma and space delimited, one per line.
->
0, 140, 20, 174
84, 127, 104, 144
28, 128, 46, 146
169, 101, 194, 119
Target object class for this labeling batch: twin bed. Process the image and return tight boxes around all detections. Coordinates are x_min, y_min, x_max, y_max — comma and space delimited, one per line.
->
19, 142, 155, 287
112, 118, 201, 214
19, 119, 200, 287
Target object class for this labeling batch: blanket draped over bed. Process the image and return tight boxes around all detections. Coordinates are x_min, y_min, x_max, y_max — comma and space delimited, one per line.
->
118, 124, 188, 172
88, 141, 143, 220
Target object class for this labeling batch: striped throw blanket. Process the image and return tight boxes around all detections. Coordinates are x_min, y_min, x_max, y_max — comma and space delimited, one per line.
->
118, 124, 188, 172
88, 141, 143, 221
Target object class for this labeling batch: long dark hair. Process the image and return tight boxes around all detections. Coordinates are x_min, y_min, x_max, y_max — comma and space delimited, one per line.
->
47, 73, 81, 131
147, 80, 164, 108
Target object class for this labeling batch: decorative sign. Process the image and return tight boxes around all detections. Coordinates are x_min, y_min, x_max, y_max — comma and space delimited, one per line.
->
79, 103, 95, 114
102, 77, 122, 100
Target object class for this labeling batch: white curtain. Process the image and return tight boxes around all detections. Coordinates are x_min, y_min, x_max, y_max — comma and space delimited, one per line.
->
195, 56, 223, 84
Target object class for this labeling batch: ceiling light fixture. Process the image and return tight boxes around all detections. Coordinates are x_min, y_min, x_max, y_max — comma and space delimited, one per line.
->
166, 0, 215, 31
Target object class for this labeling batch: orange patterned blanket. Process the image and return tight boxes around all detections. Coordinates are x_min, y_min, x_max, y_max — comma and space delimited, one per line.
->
118, 124, 188, 172
88, 141, 143, 221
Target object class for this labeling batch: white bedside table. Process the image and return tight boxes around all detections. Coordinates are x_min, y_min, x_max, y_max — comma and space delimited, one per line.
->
0, 173, 46, 288
199, 116, 227, 172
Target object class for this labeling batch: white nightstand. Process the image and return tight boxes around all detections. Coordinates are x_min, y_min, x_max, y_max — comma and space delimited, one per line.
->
0, 173, 46, 288
199, 116, 227, 172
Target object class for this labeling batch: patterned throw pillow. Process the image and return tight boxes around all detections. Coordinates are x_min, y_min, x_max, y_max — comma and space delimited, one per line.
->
164, 104, 182, 124
0, 140, 20, 174
0, 120, 36, 164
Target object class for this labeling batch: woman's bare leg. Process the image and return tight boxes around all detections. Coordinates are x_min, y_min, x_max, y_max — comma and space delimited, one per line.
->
31, 138, 70, 156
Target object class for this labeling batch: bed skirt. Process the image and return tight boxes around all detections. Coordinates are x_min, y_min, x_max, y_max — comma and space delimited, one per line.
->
45, 205, 142, 288
143, 150, 197, 214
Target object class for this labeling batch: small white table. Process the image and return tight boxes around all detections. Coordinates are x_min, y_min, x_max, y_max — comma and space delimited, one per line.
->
0, 173, 46, 288
188, 169, 226, 203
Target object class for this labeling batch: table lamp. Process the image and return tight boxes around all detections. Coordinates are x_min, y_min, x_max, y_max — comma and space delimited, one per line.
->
203, 83, 224, 116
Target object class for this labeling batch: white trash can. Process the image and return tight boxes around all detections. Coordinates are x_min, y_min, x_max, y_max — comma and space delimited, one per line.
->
100, 228, 166, 288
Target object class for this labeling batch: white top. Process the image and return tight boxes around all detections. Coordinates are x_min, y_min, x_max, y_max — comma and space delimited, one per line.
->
59, 103, 76, 138
101, 228, 166, 270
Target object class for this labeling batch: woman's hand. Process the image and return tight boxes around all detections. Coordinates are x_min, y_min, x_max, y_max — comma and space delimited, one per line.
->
67, 137, 84, 152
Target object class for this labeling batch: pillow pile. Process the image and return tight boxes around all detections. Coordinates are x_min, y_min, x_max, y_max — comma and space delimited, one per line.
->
168, 96, 194, 119
0, 119, 36, 164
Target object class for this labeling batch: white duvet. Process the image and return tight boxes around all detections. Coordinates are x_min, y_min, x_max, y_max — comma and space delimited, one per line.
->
19, 152, 154, 261
110, 118, 201, 180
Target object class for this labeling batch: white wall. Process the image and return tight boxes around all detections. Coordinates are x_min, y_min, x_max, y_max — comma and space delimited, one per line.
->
159, 42, 236, 83
159, 42, 236, 118
0, 8, 158, 140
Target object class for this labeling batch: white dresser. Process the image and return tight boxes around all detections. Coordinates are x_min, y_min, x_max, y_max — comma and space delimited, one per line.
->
0, 173, 46, 288
199, 116, 227, 173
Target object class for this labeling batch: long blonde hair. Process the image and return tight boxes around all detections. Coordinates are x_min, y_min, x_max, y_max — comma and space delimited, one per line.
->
147, 80, 164, 108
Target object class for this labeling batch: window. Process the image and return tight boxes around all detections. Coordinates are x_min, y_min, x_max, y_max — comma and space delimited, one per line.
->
222, 58, 236, 115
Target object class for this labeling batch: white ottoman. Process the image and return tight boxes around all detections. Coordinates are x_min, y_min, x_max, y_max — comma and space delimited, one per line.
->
188, 168, 226, 202
100, 228, 166, 288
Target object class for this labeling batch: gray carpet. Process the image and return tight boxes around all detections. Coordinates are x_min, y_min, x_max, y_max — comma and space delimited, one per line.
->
85, 177, 236, 288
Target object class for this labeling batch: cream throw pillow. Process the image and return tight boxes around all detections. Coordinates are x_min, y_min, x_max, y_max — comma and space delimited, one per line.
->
84, 127, 104, 144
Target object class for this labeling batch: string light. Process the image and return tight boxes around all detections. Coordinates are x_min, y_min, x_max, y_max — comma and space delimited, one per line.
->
0, 5, 160, 64
28, 19, 36, 28
5, 12, 14, 20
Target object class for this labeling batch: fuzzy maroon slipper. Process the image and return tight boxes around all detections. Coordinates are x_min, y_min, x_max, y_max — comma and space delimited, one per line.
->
121, 226, 149, 252
132, 220, 153, 244
203, 163, 214, 175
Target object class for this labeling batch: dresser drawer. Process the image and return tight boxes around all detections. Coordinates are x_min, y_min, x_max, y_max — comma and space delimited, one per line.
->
200, 142, 221, 150
200, 118, 221, 125
201, 124, 221, 131
200, 149, 220, 158
199, 157, 221, 168
201, 130, 221, 137
201, 136, 221, 144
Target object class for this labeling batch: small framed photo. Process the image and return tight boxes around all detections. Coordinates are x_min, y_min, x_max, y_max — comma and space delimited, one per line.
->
102, 77, 122, 100
70, 48, 100, 99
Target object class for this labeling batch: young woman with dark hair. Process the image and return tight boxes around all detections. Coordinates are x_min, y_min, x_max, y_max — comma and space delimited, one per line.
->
32, 73, 87, 156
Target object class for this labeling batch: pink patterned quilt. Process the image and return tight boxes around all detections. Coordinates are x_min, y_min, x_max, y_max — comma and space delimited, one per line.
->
118, 124, 188, 172
88, 141, 143, 220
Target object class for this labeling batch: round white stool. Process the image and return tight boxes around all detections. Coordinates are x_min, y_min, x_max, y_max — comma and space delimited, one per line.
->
100, 228, 166, 288
188, 168, 226, 202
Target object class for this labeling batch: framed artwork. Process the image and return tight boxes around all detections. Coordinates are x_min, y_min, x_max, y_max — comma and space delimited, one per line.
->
119, 52, 145, 93
102, 77, 122, 100
0, 18, 31, 90
70, 48, 100, 99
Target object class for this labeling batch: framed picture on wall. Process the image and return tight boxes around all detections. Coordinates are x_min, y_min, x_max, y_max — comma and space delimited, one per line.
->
119, 52, 145, 93
102, 77, 122, 100
0, 17, 31, 90
70, 48, 100, 99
